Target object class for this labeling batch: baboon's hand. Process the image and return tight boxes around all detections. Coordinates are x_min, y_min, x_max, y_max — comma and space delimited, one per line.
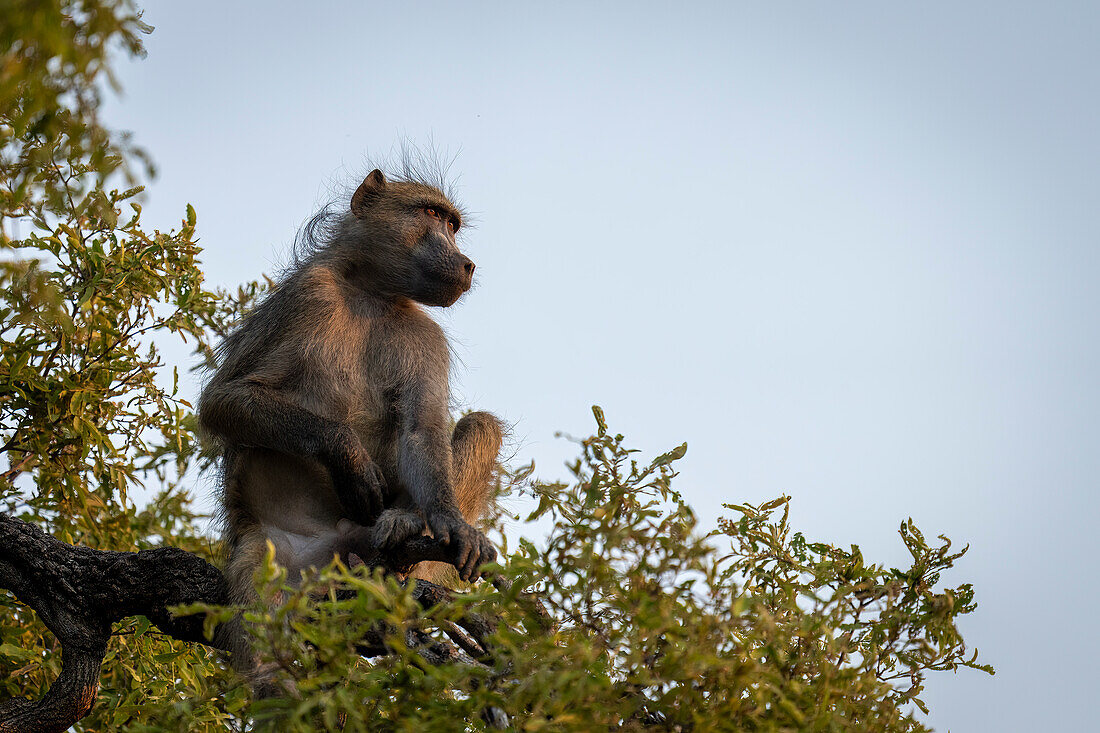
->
347, 461, 386, 524
328, 444, 386, 524
427, 510, 497, 582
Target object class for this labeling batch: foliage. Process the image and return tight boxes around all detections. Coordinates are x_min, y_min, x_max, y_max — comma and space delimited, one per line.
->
1, 3, 991, 731
0, 1, 252, 728
173, 407, 988, 732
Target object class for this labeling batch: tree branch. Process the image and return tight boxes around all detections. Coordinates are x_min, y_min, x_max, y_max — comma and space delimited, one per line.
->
0, 513, 230, 732
0, 513, 494, 733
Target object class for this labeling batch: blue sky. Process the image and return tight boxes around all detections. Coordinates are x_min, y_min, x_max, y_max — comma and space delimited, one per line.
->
104, 2, 1099, 730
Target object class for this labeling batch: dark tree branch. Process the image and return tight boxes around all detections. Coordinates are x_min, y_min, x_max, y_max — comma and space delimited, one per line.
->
0, 513, 230, 733
411, 580, 500, 663
0, 512, 501, 733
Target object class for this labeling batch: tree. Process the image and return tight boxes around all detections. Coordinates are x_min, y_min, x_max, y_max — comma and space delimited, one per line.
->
0, 2, 992, 730
0, 1, 247, 729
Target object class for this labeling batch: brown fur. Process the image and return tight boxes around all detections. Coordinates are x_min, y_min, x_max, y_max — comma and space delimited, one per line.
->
199, 169, 503, 674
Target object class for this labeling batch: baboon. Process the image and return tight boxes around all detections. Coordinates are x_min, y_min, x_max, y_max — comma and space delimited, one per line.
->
198, 167, 503, 672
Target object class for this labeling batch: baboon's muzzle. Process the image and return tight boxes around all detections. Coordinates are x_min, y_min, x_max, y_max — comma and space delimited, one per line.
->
422, 254, 474, 306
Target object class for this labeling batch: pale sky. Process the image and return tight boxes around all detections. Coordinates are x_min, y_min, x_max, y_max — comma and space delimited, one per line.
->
103, 2, 1099, 730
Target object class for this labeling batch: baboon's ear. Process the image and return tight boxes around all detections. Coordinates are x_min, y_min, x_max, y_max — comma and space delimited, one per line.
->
351, 169, 387, 218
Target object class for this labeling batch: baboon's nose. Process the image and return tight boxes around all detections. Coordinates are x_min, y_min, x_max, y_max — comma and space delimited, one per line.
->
462, 258, 475, 277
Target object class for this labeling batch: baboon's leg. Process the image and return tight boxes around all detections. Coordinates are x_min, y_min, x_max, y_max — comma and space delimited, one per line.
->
217, 526, 271, 677
362, 509, 425, 552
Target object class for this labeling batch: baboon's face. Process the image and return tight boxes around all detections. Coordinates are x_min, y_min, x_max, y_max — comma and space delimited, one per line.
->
407, 203, 474, 307
350, 170, 474, 307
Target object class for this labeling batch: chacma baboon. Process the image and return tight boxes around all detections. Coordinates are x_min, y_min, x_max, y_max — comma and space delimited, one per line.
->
198, 166, 503, 671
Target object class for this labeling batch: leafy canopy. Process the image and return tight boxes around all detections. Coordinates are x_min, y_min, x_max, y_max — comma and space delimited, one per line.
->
185, 407, 988, 732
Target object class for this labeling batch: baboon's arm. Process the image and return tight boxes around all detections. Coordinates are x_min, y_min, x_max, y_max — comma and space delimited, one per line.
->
198, 378, 384, 523
395, 377, 495, 579
394, 376, 459, 516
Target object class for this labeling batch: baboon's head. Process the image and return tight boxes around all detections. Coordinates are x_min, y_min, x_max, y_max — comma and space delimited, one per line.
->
348, 169, 473, 307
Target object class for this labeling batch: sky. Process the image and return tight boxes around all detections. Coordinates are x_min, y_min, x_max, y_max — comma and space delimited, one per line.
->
100, 2, 1100, 730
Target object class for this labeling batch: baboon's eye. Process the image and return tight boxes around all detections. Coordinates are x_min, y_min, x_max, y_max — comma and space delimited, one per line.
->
424, 207, 439, 219
447, 219, 457, 234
